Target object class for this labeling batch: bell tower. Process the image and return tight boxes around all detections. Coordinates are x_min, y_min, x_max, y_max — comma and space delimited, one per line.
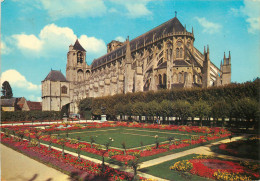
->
66, 39, 86, 83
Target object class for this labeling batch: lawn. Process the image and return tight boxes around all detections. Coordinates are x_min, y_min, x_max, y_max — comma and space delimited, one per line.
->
210, 136, 260, 160
55, 127, 196, 149
139, 154, 212, 181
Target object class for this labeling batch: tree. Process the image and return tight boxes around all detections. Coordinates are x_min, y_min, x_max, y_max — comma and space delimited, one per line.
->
233, 98, 259, 130
132, 102, 145, 122
174, 100, 191, 125
146, 101, 159, 123
211, 99, 231, 127
1, 81, 13, 98
160, 100, 173, 124
192, 100, 211, 127
76, 144, 86, 161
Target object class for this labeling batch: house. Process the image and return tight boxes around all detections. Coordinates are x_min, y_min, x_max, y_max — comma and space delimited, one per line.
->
22, 101, 42, 111
1, 98, 19, 111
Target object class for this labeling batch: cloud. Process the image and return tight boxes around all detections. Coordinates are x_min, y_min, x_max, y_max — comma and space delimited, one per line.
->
12, 34, 43, 51
109, 0, 153, 18
28, 95, 42, 102
231, 0, 260, 34
1, 41, 11, 54
0, 69, 41, 91
115, 36, 126, 42
11, 24, 106, 59
38, 0, 107, 20
195, 17, 222, 34
78, 35, 106, 55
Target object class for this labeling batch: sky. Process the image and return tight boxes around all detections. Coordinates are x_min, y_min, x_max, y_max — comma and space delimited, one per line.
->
1, 0, 260, 102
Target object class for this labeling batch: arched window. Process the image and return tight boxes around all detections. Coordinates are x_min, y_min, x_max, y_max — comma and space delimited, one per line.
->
61, 86, 67, 94
77, 52, 83, 63
77, 69, 84, 82
176, 48, 180, 58
158, 74, 162, 85
184, 72, 188, 82
163, 74, 167, 86
180, 48, 183, 58
86, 70, 90, 80
178, 73, 182, 83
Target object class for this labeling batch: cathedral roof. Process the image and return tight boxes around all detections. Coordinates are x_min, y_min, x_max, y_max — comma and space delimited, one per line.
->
43, 70, 68, 82
91, 17, 185, 69
173, 60, 190, 66
73, 39, 86, 52
155, 61, 167, 70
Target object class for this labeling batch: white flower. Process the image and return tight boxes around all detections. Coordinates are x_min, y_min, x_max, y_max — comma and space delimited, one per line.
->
155, 135, 158, 138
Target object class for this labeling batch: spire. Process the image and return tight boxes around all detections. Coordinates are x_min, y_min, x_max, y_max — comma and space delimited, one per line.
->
192, 27, 194, 34
229, 51, 231, 59
204, 46, 206, 54
73, 39, 86, 52
206, 45, 210, 60
126, 36, 131, 64
175, 11, 177, 18
224, 52, 226, 59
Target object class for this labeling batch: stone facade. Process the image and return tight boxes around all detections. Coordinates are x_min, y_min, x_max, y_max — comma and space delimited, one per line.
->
42, 16, 231, 112
42, 70, 70, 111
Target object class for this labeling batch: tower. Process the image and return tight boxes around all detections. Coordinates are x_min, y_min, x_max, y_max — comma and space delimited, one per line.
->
202, 45, 211, 88
66, 39, 86, 83
221, 51, 231, 85
124, 37, 134, 93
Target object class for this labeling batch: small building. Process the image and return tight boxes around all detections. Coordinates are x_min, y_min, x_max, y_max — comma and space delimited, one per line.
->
1, 98, 19, 111
42, 70, 70, 111
22, 101, 42, 111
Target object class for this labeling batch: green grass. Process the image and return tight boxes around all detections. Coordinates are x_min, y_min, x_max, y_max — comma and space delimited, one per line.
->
139, 154, 213, 181
210, 138, 260, 160
55, 127, 194, 149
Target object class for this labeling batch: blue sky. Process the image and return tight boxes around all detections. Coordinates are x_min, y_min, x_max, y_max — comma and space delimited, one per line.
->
1, 0, 260, 101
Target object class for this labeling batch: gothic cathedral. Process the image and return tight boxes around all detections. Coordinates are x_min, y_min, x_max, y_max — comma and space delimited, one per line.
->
42, 16, 231, 112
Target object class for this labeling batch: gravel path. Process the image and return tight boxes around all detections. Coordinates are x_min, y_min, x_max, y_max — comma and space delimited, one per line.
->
0, 144, 70, 181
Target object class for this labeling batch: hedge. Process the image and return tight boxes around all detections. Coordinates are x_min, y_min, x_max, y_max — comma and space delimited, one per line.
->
1, 111, 61, 122
78, 79, 259, 122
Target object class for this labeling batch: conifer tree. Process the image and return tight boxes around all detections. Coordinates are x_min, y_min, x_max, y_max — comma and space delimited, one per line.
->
1, 81, 13, 98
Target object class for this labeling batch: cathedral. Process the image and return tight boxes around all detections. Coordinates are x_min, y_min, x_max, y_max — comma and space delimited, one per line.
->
42, 15, 231, 113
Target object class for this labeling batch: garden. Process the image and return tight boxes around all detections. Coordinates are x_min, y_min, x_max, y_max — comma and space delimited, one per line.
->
139, 154, 260, 181
1, 121, 233, 180
1, 80, 259, 180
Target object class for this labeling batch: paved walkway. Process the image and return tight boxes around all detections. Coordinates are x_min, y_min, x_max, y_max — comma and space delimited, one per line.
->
0, 144, 70, 181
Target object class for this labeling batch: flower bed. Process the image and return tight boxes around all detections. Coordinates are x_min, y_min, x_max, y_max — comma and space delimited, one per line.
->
1, 122, 230, 163
0, 133, 145, 181
217, 137, 260, 160
170, 155, 260, 181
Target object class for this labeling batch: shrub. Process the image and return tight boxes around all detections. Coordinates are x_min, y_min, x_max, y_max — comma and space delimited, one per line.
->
170, 160, 193, 172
